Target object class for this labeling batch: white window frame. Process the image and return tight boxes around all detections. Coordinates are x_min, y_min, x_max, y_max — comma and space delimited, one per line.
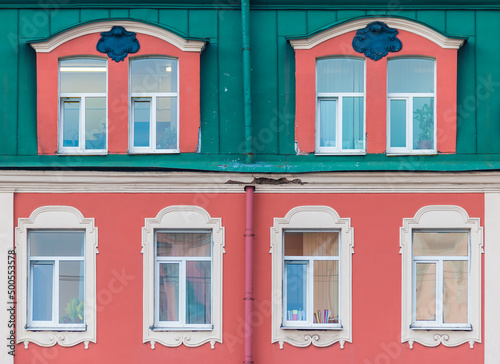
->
282, 230, 341, 329
58, 58, 108, 155
315, 57, 366, 155
27, 230, 86, 331
271, 206, 353, 349
16, 206, 98, 349
129, 57, 180, 154
400, 205, 482, 348
154, 230, 212, 330
387, 57, 436, 155
142, 206, 224, 349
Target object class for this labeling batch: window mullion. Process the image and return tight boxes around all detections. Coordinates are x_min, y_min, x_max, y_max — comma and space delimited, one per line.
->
337, 96, 343, 151
308, 259, 313, 325
180, 260, 186, 326
154, 261, 160, 327
407, 97, 412, 152
54, 259, 60, 326
436, 259, 443, 325
151, 96, 157, 151
80, 97, 86, 152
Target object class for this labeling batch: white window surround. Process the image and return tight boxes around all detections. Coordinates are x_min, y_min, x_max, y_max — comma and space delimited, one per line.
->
142, 205, 224, 349
270, 206, 353, 349
58, 58, 108, 155
315, 57, 366, 155
16, 206, 98, 349
386, 57, 437, 155
400, 205, 483, 349
129, 57, 179, 154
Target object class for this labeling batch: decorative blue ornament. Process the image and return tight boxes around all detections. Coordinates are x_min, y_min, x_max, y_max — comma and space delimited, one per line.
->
352, 21, 402, 61
96, 26, 140, 62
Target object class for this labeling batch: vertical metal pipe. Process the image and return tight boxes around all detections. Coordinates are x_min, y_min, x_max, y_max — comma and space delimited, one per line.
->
241, 0, 253, 163
244, 185, 255, 364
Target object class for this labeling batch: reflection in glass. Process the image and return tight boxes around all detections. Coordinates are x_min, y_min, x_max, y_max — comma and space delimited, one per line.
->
32, 263, 53, 321
415, 263, 436, 321
159, 263, 179, 322
186, 261, 211, 324
286, 262, 307, 321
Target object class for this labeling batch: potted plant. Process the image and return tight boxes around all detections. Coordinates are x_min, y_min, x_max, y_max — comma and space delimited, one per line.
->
413, 101, 434, 149
61, 297, 84, 324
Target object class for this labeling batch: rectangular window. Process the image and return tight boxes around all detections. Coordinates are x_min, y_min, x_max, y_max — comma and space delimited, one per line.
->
411, 231, 470, 329
316, 58, 365, 154
155, 231, 212, 329
387, 58, 435, 154
283, 231, 340, 328
28, 230, 85, 330
59, 59, 107, 153
130, 58, 179, 153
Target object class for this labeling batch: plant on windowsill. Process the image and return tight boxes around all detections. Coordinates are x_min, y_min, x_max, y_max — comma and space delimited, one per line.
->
414, 101, 434, 150
61, 298, 84, 324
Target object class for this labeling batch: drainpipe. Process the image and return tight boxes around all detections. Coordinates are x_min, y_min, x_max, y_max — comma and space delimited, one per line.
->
242, 0, 253, 163
244, 185, 255, 364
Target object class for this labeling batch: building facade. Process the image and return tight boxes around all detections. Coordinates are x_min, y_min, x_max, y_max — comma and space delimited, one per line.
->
1, 1, 500, 363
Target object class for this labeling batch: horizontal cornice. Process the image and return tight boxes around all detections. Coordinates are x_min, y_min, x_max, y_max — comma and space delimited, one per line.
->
1, 170, 500, 193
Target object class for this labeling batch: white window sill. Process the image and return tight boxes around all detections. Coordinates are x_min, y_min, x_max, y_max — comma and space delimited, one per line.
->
26, 326, 87, 332
57, 151, 108, 156
410, 324, 472, 331
386, 151, 437, 156
151, 325, 213, 332
314, 151, 366, 156
128, 150, 180, 154
282, 325, 343, 330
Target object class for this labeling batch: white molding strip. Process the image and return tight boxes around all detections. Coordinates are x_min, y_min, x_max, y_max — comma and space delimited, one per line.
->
485, 193, 500, 363
0, 170, 500, 194
30, 21, 206, 53
0, 193, 14, 364
290, 17, 466, 50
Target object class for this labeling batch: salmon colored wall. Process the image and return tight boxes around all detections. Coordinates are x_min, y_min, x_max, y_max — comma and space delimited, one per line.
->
295, 30, 458, 154
14, 192, 483, 364
36, 32, 201, 155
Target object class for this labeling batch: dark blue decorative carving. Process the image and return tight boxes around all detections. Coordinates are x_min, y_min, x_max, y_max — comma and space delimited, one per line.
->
96, 26, 140, 62
352, 21, 402, 61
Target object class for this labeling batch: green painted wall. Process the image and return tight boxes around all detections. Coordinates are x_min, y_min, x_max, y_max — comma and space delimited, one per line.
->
0, 5, 499, 172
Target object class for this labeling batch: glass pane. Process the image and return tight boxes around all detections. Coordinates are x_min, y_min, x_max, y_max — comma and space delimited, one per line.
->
157, 232, 211, 257
284, 232, 339, 256
390, 99, 406, 148
159, 263, 179, 322
317, 58, 364, 93
85, 97, 106, 150
443, 260, 468, 324
412, 97, 434, 150
413, 232, 468, 257
388, 58, 434, 93
62, 98, 80, 147
415, 263, 436, 321
156, 97, 178, 150
186, 261, 211, 324
131, 58, 178, 93
319, 99, 336, 148
59, 261, 84, 324
342, 97, 364, 150
30, 231, 84, 257
133, 98, 151, 147
313, 260, 339, 323
60, 59, 106, 93
285, 262, 307, 322
32, 263, 53, 321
